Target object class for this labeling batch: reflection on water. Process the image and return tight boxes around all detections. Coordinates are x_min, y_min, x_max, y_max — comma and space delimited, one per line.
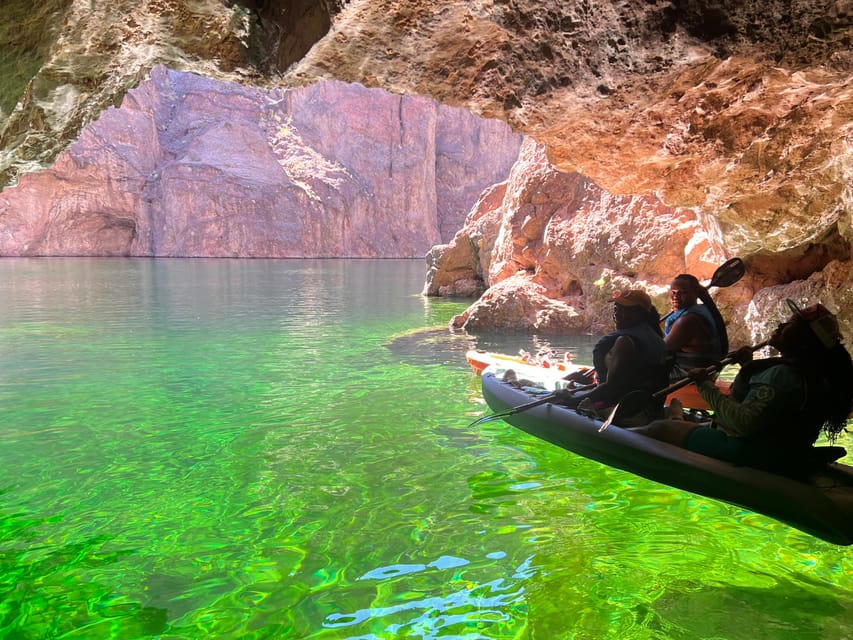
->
325, 553, 532, 637
0, 258, 851, 639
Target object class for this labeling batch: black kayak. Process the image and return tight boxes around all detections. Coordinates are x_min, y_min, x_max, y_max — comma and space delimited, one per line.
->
480, 370, 853, 546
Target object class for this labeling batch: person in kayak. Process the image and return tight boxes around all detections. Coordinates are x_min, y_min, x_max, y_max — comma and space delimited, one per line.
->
663, 273, 728, 379
635, 300, 853, 474
564, 289, 668, 423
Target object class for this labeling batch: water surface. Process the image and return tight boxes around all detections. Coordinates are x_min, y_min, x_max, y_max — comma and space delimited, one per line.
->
0, 258, 850, 639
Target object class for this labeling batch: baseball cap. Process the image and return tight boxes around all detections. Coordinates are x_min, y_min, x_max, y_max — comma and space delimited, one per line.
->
613, 289, 652, 312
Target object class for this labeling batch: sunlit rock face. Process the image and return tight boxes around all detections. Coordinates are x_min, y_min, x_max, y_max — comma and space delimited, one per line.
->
286, 0, 852, 339
425, 140, 733, 336
1, 0, 851, 337
0, 67, 522, 257
425, 140, 853, 343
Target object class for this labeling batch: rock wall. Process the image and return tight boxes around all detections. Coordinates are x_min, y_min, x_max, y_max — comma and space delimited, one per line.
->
425, 138, 853, 344
0, 67, 522, 257
425, 140, 735, 333
286, 0, 852, 343
1, 0, 851, 340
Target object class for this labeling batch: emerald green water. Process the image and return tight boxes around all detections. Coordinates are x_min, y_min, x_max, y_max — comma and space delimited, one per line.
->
0, 258, 850, 639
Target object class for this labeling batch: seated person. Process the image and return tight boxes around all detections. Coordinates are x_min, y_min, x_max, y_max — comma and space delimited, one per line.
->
664, 273, 728, 378
634, 301, 853, 475
565, 290, 668, 423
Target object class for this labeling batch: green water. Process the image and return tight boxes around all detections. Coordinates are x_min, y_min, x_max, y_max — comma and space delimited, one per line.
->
0, 258, 850, 640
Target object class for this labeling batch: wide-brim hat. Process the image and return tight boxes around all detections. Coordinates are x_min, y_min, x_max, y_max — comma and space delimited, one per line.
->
786, 299, 841, 349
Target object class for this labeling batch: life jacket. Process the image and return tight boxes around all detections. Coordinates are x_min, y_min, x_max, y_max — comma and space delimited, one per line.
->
731, 357, 828, 449
593, 323, 668, 391
664, 303, 723, 364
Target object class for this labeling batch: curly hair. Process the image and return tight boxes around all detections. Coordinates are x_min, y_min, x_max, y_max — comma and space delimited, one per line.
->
814, 341, 853, 442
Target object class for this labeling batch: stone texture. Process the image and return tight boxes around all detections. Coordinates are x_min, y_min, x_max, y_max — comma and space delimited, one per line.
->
283, 0, 853, 339
0, 67, 522, 257
0, 0, 282, 187
1, 0, 852, 340
426, 140, 740, 336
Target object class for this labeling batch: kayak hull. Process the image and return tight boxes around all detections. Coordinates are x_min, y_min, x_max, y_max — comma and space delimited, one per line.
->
480, 371, 853, 546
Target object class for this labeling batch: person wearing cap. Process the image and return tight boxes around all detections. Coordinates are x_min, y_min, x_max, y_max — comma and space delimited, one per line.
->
634, 300, 853, 474
663, 273, 728, 378
564, 289, 668, 422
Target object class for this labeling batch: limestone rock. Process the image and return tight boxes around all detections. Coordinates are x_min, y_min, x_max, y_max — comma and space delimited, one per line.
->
449, 274, 584, 334
429, 140, 730, 334
286, 0, 853, 338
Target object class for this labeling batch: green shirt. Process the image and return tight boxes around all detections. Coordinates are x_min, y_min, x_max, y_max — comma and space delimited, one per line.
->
697, 364, 805, 438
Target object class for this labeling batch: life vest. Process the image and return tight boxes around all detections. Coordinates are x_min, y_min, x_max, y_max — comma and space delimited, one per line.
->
730, 357, 829, 448
593, 323, 668, 390
664, 303, 723, 361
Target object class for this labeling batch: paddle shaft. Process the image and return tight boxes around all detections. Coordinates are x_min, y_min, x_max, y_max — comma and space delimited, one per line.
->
469, 391, 559, 426
652, 341, 769, 400
470, 382, 596, 426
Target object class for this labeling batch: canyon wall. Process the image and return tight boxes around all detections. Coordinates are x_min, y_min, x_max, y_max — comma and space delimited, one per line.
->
424, 140, 852, 346
284, 0, 852, 343
1, 0, 851, 340
0, 67, 522, 257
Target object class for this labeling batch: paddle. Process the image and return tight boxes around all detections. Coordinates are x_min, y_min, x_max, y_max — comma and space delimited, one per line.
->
598, 341, 768, 431
469, 383, 596, 427
661, 257, 746, 323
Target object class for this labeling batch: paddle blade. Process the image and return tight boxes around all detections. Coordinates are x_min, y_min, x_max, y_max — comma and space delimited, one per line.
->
598, 403, 621, 431
708, 257, 745, 288
469, 413, 505, 427
598, 390, 654, 431
468, 391, 560, 427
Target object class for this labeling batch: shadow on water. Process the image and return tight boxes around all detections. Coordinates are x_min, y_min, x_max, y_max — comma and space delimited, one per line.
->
643, 577, 845, 639
385, 328, 478, 368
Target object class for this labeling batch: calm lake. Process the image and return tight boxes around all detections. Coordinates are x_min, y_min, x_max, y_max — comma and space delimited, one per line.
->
0, 258, 850, 639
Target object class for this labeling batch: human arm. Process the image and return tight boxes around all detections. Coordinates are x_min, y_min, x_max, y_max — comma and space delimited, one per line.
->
695, 379, 776, 437
695, 365, 804, 438
586, 335, 637, 404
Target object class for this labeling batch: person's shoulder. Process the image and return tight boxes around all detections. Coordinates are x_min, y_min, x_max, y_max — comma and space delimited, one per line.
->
671, 311, 707, 329
751, 362, 804, 391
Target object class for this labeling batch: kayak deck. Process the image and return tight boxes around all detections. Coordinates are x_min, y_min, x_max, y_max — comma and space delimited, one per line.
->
467, 349, 727, 411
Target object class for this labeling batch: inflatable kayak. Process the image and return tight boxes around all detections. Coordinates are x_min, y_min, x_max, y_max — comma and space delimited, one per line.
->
466, 348, 587, 379
467, 349, 727, 411
479, 369, 853, 546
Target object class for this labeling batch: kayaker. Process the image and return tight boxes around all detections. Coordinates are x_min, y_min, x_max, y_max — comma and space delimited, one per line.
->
635, 300, 853, 475
663, 273, 728, 378
564, 289, 668, 423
